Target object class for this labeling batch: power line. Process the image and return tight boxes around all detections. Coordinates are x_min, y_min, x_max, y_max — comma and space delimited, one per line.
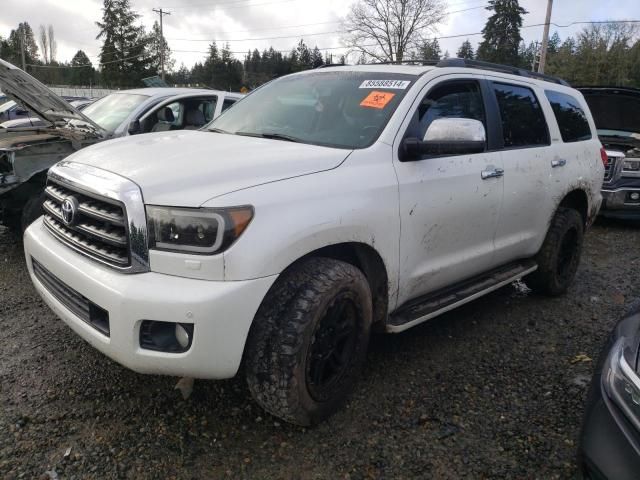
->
165, 6, 488, 42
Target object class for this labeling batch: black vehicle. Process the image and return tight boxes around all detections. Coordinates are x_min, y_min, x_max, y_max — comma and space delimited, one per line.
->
579, 87, 640, 220
579, 302, 640, 479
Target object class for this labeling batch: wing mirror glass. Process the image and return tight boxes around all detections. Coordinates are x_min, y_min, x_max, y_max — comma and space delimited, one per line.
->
128, 119, 141, 135
400, 118, 486, 161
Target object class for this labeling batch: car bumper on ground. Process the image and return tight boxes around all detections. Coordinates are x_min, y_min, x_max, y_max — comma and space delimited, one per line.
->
24, 218, 277, 379
579, 310, 640, 480
600, 187, 640, 219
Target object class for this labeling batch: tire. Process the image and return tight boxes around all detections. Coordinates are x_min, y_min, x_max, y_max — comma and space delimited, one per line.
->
526, 207, 584, 296
21, 191, 47, 233
245, 257, 372, 426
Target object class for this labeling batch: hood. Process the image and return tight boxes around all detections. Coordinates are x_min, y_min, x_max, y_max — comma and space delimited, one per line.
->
579, 87, 640, 136
0, 59, 105, 134
65, 130, 352, 205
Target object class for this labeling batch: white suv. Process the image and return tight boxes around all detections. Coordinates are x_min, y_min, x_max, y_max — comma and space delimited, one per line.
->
24, 59, 605, 425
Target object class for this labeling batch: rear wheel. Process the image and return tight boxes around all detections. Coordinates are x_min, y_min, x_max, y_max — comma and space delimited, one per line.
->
526, 207, 584, 296
245, 257, 372, 426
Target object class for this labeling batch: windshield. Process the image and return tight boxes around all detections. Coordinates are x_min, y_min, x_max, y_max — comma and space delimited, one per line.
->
208, 71, 416, 149
81, 93, 148, 132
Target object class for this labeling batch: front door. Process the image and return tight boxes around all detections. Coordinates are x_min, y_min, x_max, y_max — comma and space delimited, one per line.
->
393, 76, 504, 306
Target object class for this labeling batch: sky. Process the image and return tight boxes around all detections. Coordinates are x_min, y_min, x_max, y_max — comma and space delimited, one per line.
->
1, 0, 639, 69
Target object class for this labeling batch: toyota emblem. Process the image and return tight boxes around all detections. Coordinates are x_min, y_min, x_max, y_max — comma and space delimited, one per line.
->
61, 196, 79, 226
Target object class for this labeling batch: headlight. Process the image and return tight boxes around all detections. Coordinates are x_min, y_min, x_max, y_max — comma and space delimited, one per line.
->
623, 159, 640, 171
605, 338, 640, 431
146, 205, 253, 254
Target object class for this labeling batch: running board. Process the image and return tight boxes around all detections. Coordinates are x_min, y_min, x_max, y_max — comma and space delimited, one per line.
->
387, 260, 537, 333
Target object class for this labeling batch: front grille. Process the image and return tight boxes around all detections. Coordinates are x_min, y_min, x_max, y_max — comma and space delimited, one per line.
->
32, 258, 110, 336
43, 179, 130, 268
604, 157, 617, 182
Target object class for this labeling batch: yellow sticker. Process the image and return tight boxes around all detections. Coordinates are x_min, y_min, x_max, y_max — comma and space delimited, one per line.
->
360, 91, 396, 109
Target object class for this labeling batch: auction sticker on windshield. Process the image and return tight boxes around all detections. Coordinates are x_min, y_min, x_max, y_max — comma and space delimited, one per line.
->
360, 91, 396, 109
359, 80, 411, 89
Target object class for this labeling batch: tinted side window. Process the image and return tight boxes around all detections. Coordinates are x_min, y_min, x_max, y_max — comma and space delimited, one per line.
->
407, 80, 486, 142
545, 90, 592, 142
222, 98, 236, 112
493, 83, 549, 148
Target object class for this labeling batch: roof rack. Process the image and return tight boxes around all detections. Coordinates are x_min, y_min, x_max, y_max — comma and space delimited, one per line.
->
371, 59, 441, 66
435, 58, 570, 86
314, 63, 350, 69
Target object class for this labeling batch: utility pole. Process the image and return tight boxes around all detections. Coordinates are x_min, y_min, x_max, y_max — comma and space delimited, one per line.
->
537, 0, 553, 74
152, 8, 171, 80
20, 25, 26, 71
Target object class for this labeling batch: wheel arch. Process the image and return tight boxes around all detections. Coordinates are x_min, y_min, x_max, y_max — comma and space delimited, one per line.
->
558, 188, 590, 226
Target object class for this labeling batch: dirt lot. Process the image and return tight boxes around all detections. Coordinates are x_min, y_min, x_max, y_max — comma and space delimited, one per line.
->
1, 219, 639, 480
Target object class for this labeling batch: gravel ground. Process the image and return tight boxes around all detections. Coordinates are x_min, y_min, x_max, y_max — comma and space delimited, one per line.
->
1, 219, 639, 480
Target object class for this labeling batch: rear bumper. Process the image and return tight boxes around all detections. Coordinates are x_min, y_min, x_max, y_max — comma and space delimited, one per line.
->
24, 218, 277, 379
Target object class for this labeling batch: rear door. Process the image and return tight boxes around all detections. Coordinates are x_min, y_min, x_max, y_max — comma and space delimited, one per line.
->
488, 79, 558, 262
393, 74, 504, 305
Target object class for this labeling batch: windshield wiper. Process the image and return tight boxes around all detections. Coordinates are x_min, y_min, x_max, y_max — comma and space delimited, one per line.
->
235, 131, 301, 143
209, 127, 230, 134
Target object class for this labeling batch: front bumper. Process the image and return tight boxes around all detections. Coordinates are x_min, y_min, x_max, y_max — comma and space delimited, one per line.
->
24, 218, 277, 379
600, 186, 640, 219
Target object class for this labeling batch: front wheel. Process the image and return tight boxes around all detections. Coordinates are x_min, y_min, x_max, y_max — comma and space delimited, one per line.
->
525, 207, 584, 296
245, 257, 372, 426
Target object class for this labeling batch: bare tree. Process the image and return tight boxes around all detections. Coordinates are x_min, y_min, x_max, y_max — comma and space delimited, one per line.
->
38, 25, 49, 64
47, 24, 56, 63
341, 0, 446, 63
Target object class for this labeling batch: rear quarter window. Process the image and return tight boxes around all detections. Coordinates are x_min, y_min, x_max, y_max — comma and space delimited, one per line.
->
493, 82, 550, 148
545, 90, 592, 142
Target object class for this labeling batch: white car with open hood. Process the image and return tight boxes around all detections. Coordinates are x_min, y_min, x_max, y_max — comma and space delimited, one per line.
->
24, 59, 604, 426
0, 59, 243, 231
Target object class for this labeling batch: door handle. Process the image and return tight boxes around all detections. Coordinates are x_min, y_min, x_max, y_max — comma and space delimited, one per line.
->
551, 159, 567, 168
481, 167, 504, 180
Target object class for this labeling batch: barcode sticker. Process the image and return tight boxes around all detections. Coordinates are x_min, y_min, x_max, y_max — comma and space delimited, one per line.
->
359, 80, 411, 90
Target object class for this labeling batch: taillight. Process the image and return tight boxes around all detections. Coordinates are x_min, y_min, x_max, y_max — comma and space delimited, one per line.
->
600, 147, 609, 167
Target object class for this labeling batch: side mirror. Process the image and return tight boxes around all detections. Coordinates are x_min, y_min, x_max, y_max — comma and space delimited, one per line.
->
128, 119, 141, 135
400, 118, 486, 161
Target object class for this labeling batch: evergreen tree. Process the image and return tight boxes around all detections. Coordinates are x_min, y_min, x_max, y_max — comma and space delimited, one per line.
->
456, 39, 475, 59
5, 22, 39, 69
147, 20, 174, 77
311, 46, 324, 68
96, 0, 152, 87
70, 50, 94, 85
476, 0, 527, 66
419, 38, 441, 60
296, 40, 312, 70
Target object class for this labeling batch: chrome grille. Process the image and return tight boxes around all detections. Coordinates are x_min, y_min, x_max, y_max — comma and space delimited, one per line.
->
604, 156, 617, 182
43, 179, 130, 267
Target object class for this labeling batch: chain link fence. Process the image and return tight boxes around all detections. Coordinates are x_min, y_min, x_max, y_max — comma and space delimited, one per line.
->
46, 85, 118, 99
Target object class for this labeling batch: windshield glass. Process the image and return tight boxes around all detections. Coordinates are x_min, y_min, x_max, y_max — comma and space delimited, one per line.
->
208, 71, 416, 149
81, 93, 148, 132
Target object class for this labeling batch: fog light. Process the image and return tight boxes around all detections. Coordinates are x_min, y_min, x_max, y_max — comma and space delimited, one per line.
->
140, 320, 194, 353
630, 192, 640, 201
175, 323, 191, 349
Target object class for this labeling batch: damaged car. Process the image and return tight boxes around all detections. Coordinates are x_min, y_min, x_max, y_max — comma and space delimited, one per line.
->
0, 59, 243, 231
579, 87, 640, 220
